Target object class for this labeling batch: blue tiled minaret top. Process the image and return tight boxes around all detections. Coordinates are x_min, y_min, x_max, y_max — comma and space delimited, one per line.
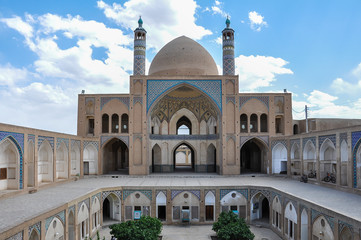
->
133, 17, 147, 75
222, 17, 235, 75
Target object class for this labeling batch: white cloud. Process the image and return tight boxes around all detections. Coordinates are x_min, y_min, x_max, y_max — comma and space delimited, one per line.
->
248, 11, 267, 32
0, 16, 33, 39
209, 0, 228, 18
330, 63, 361, 95
235, 55, 293, 91
0, 13, 136, 133
214, 36, 222, 45
97, 0, 212, 51
292, 90, 361, 119
0, 64, 31, 86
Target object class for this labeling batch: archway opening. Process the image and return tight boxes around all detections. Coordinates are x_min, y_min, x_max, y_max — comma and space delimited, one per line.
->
240, 140, 264, 173
102, 138, 129, 175
173, 143, 194, 172
152, 144, 161, 173
103, 198, 110, 220
177, 116, 192, 135
251, 193, 269, 226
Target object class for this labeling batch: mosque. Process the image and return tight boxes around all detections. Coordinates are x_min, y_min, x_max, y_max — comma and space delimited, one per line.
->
1, 17, 361, 240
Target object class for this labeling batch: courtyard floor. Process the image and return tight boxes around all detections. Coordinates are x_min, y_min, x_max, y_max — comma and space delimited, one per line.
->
98, 224, 282, 240
1, 174, 361, 233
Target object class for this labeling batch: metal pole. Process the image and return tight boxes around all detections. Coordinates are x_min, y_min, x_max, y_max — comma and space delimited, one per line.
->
305, 105, 308, 133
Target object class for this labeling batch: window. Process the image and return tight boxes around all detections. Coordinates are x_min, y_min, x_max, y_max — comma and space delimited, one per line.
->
102, 114, 109, 133
0, 168, 7, 180
112, 114, 119, 133
250, 114, 258, 132
260, 114, 267, 132
88, 119, 94, 134
121, 114, 129, 133
240, 114, 247, 133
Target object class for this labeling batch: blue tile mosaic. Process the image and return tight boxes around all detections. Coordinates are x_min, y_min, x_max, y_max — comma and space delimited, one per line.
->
318, 134, 336, 149
123, 190, 152, 201
147, 80, 222, 112
171, 189, 201, 200
220, 189, 248, 200
239, 96, 269, 110
101, 97, 130, 110
311, 209, 334, 231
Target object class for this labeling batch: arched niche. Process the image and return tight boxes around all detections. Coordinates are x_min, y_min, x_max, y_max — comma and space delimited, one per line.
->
38, 140, 53, 184
71, 144, 80, 176
45, 217, 64, 240
0, 137, 20, 190
220, 191, 247, 219
56, 142, 68, 179
272, 143, 287, 174
205, 191, 215, 221
83, 144, 98, 175
312, 216, 334, 240
272, 196, 282, 230
284, 202, 297, 239
169, 108, 199, 135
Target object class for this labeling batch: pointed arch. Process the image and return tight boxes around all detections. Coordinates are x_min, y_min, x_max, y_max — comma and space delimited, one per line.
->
152, 144, 162, 173
173, 141, 195, 171
205, 191, 215, 221
103, 193, 121, 222
272, 196, 282, 230
0, 137, 20, 190
29, 228, 40, 240
156, 191, 167, 221
284, 202, 297, 239
250, 192, 269, 222
241, 138, 268, 174
272, 143, 287, 174
68, 210, 75, 240
303, 140, 316, 160
206, 143, 217, 172
291, 143, 300, 160
71, 144, 80, 176
56, 142, 68, 179
45, 217, 64, 240
300, 209, 308, 240
221, 191, 247, 219
83, 144, 98, 175
91, 196, 101, 231
38, 140, 53, 184
320, 138, 336, 161
312, 216, 334, 240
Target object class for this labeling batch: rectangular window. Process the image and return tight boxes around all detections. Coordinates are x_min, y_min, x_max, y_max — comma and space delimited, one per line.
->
173, 206, 180, 220
134, 206, 141, 211
88, 118, 94, 134
0, 168, 7, 180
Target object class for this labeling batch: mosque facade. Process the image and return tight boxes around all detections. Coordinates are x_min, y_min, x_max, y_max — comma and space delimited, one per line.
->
1, 18, 361, 240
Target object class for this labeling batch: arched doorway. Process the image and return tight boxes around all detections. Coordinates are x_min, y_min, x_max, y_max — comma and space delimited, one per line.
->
102, 138, 129, 175
272, 143, 287, 174
103, 193, 121, 223
240, 139, 265, 173
251, 192, 269, 225
173, 143, 194, 172
152, 144, 161, 173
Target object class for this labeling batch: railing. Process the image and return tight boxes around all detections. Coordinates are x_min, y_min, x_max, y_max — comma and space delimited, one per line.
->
149, 134, 219, 141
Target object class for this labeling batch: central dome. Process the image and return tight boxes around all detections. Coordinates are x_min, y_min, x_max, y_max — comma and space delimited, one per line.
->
148, 36, 218, 76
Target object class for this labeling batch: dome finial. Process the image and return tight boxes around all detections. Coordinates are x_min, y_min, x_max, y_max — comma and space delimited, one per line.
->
226, 15, 230, 28
138, 16, 143, 27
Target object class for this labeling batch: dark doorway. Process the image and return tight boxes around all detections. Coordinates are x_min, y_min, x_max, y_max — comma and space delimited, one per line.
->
158, 206, 166, 221
206, 205, 214, 221
173, 143, 194, 172
261, 198, 269, 219
240, 140, 262, 173
103, 198, 110, 219
83, 162, 89, 175
103, 138, 129, 174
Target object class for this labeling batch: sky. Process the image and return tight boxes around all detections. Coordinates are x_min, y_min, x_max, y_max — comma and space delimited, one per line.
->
1, 0, 361, 134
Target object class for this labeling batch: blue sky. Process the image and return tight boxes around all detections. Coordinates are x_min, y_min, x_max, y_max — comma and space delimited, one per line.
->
1, 0, 361, 134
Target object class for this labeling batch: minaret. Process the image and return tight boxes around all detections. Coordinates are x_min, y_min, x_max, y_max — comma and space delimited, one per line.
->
133, 16, 147, 75
222, 17, 235, 75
